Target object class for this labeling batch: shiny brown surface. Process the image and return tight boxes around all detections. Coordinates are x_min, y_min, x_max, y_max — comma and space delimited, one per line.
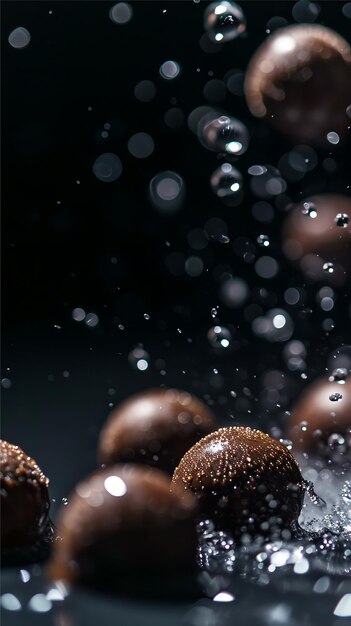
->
0, 440, 50, 550
172, 426, 304, 534
49, 464, 198, 586
288, 377, 351, 454
282, 194, 351, 279
245, 24, 351, 146
98, 388, 216, 474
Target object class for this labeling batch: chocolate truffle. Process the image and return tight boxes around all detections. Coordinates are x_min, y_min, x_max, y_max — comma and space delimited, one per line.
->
245, 24, 351, 146
98, 388, 216, 474
288, 376, 351, 457
49, 464, 198, 587
171, 427, 304, 535
282, 194, 351, 279
1, 440, 50, 552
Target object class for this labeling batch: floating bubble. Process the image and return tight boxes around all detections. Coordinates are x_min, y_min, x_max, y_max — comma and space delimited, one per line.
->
292, 0, 320, 23
255, 256, 279, 279
220, 277, 248, 308
149, 171, 185, 213
92, 153, 122, 182
159, 60, 180, 80
301, 201, 317, 218
204, 1, 246, 43
109, 2, 133, 24
134, 80, 156, 102
252, 308, 293, 342
328, 433, 345, 449
249, 164, 287, 198
326, 131, 340, 145
8, 27, 31, 49
257, 234, 270, 247
210, 163, 242, 198
72, 307, 86, 322
329, 368, 348, 384
329, 392, 343, 402
185, 256, 204, 277
207, 325, 233, 349
1, 378, 12, 389
128, 132, 154, 158
199, 114, 249, 155
84, 313, 99, 327
335, 212, 349, 227
323, 262, 334, 274
128, 348, 150, 371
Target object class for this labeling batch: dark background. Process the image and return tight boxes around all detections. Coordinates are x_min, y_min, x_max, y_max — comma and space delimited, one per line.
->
2, 0, 351, 501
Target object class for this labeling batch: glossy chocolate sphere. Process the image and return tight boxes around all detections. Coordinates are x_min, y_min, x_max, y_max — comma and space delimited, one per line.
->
282, 194, 351, 279
49, 464, 198, 587
1, 440, 50, 551
288, 377, 351, 457
245, 24, 351, 146
98, 388, 216, 474
172, 426, 304, 535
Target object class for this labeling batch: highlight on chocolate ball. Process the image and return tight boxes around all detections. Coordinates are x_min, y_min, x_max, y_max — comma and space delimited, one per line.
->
2, 0, 351, 624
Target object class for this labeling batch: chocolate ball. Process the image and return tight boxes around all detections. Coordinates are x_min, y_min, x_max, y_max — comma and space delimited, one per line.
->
288, 376, 351, 458
282, 194, 351, 279
171, 427, 304, 535
1, 440, 50, 551
98, 388, 216, 474
245, 24, 351, 146
49, 464, 198, 587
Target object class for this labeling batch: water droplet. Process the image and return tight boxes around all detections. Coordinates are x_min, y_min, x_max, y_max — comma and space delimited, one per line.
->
207, 325, 232, 349
210, 163, 242, 198
257, 234, 270, 247
199, 114, 249, 155
329, 392, 343, 402
204, 1, 246, 43
335, 212, 349, 227
302, 201, 317, 218
329, 368, 348, 384
323, 262, 334, 274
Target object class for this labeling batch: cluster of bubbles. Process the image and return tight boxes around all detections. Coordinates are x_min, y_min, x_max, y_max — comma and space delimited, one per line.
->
72, 308, 99, 328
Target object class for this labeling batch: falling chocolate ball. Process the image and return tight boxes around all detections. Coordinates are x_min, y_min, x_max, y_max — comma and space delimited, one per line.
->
98, 388, 216, 474
282, 195, 351, 280
49, 464, 198, 587
288, 376, 351, 459
171, 426, 304, 535
1, 440, 50, 552
245, 24, 351, 146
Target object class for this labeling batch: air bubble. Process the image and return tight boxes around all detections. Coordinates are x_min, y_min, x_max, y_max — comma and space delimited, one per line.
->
329, 392, 343, 402
323, 262, 334, 274
257, 234, 270, 247
210, 163, 242, 198
149, 171, 185, 213
8, 27, 31, 49
302, 201, 317, 218
128, 348, 150, 371
329, 368, 348, 384
335, 212, 349, 227
204, 1, 246, 43
207, 325, 232, 349
199, 114, 249, 155
92, 153, 122, 182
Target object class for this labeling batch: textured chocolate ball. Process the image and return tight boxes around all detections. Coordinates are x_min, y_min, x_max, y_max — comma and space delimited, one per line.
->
172, 427, 304, 535
98, 388, 216, 474
282, 194, 351, 278
1, 440, 50, 551
245, 24, 351, 146
288, 377, 351, 457
49, 464, 198, 587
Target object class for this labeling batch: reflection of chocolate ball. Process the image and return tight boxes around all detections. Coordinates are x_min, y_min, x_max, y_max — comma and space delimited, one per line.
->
49, 465, 198, 586
282, 194, 351, 278
245, 25, 351, 146
171, 427, 304, 535
288, 377, 351, 456
1, 440, 50, 551
98, 388, 216, 474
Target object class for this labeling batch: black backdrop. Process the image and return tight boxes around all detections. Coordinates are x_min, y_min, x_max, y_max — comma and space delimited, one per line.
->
2, 1, 351, 501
